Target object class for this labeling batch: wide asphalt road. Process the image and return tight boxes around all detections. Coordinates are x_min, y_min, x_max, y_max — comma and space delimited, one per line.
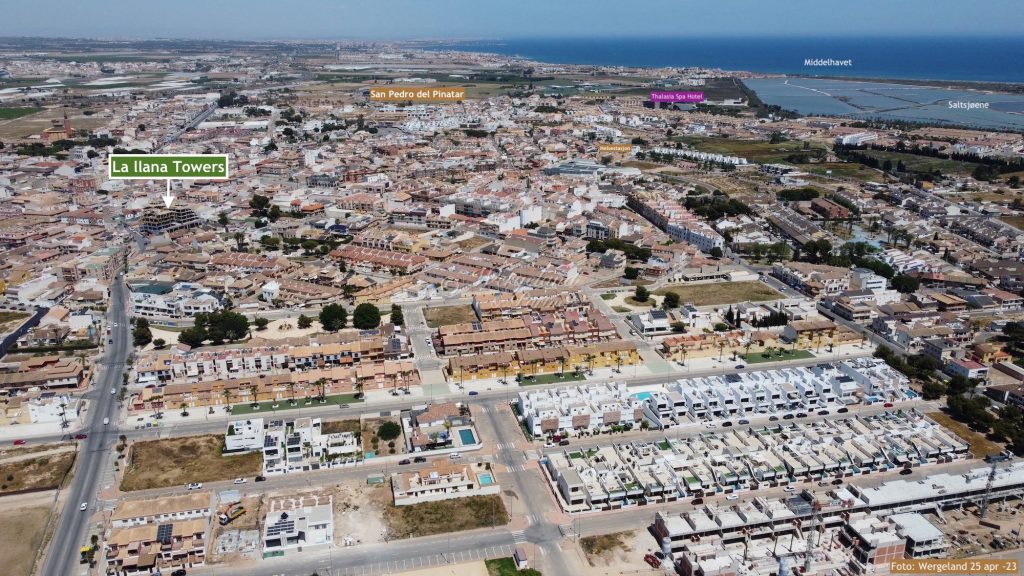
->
45, 276, 131, 576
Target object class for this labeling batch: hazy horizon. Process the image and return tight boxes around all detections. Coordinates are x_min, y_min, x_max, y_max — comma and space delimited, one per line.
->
2, 0, 1021, 41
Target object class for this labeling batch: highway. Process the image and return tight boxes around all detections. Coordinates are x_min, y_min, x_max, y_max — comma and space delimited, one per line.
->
45, 276, 131, 576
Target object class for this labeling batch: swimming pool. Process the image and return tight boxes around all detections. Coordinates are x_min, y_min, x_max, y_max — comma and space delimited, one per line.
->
479, 473, 494, 486
458, 428, 477, 445
631, 391, 653, 401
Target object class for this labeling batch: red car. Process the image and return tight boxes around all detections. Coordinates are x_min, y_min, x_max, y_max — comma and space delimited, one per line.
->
12, 439, 27, 446
74, 434, 88, 440
883, 402, 894, 408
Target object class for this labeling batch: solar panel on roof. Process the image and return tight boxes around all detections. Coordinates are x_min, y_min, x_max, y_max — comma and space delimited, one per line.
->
156, 523, 173, 544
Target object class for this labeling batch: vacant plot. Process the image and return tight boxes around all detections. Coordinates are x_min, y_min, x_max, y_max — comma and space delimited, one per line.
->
423, 305, 478, 328
0, 450, 75, 494
581, 532, 632, 566
926, 411, 1003, 458
1000, 215, 1024, 231
381, 493, 508, 538
0, 311, 29, 328
654, 281, 781, 306
121, 434, 261, 491
0, 504, 50, 576
321, 418, 362, 435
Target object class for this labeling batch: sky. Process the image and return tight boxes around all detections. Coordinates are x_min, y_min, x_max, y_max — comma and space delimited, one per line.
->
0, 0, 1020, 40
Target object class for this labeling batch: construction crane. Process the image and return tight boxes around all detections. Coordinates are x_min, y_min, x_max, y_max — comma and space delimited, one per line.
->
805, 499, 823, 573
980, 459, 1000, 519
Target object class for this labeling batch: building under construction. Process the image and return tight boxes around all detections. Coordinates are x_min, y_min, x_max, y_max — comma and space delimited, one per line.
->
140, 206, 201, 235
659, 460, 1024, 575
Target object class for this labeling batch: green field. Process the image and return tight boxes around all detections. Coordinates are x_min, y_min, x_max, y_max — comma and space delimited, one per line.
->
0, 107, 43, 120
654, 281, 781, 306
849, 149, 980, 176
801, 162, 884, 183
1001, 216, 1024, 231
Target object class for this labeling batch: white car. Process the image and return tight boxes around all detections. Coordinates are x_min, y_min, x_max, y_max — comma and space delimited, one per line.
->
233, 478, 247, 484
186, 482, 203, 490
783, 486, 796, 493
79, 502, 88, 511
110, 387, 116, 395
725, 494, 739, 501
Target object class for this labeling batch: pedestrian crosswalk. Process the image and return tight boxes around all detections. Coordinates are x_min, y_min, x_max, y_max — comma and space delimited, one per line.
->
493, 441, 516, 451
511, 530, 527, 544
506, 463, 527, 472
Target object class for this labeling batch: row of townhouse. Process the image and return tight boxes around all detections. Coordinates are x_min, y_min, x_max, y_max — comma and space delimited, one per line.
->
544, 410, 967, 512
134, 333, 411, 386
446, 341, 641, 382
104, 493, 212, 575
130, 359, 418, 412
627, 192, 725, 253
434, 308, 618, 356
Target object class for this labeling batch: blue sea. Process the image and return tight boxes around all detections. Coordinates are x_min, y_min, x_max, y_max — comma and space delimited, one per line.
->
432, 37, 1024, 84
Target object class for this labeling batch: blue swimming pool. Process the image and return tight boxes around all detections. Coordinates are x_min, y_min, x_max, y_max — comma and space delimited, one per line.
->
458, 428, 477, 445
479, 473, 494, 486
631, 391, 653, 401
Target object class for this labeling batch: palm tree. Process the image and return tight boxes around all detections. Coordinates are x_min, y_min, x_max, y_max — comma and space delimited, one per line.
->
286, 382, 296, 406
180, 402, 188, 417
222, 388, 233, 411
249, 384, 258, 407
559, 356, 566, 378
584, 353, 593, 374
234, 231, 245, 251
314, 377, 327, 402
717, 341, 726, 362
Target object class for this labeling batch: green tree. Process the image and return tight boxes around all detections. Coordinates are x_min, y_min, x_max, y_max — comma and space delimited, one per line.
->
217, 212, 229, 227
254, 317, 270, 331
319, 303, 347, 331
633, 285, 649, 303
709, 246, 724, 258
297, 314, 313, 329
132, 318, 152, 347
249, 194, 271, 216
353, 303, 382, 329
377, 421, 401, 441
890, 274, 921, 293
623, 267, 640, 280
390, 304, 404, 327
178, 327, 207, 348
662, 291, 680, 309
152, 338, 166, 349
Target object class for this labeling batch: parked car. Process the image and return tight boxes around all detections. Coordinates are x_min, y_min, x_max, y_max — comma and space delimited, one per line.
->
738, 419, 750, 425
468, 391, 479, 396
79, 502, 88, 511
725, 494, 739, 501
12, 439, 26, 446
413, 456, 427, 463
233, 478, 247, 484
818, 480, 829, 487
103, 417, 110, 425
254, 476, 266, 482
690, 497, 704, 505
837, 407, 849, 413
768, 416, 779, 422
110, 387, 116, 395
171, 569, 187, 576
899, 468, 913, 476
721, 421, 733, 427
398, 459, 411, 465
734, 364, 745, 369
883, 402, 894, 408
186, 482, 202, 490
449, 452, 462, 460
558, 439, 570, 446
817, 409, 829, 416
832, 479, 843, 485
782, 414, 795, 420
795, 412, 808, 418
783, 486, 796, 493
74, 434, 87, 440
108, 339, 113, 344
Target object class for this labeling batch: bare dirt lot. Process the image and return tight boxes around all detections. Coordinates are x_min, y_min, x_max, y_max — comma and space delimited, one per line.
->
0, 503, 50, 576
0, 448, 76, 494
423, 305, 478, 328
120, 434, 261, 491
370, 484, 509, 539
